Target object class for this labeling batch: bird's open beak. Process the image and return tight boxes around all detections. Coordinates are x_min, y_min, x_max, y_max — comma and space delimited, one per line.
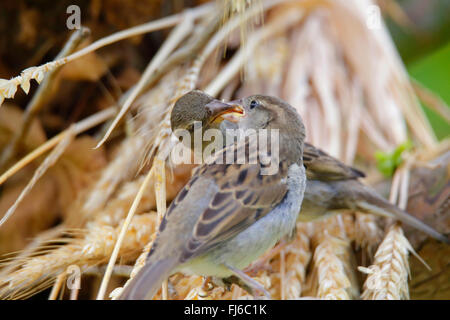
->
205, 99, 245, 123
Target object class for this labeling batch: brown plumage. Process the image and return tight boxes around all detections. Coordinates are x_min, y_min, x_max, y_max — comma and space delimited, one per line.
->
169, 90, 449, 244
302, 142, 365, 181
120, 94, 307, 299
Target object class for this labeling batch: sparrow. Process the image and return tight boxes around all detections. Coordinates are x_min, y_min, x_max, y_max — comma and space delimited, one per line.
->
120, 95, 307, 299
169, 90, 449, 244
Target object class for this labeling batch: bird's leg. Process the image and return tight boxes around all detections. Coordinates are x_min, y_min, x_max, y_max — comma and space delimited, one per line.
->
223, 263, 271, 300
244, 241, 287, 275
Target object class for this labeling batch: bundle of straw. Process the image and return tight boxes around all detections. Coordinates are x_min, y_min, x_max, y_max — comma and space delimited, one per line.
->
0, 0, 448, 300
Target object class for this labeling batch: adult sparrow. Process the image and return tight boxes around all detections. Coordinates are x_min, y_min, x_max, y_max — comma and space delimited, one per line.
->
120, 95, 307, 299
169, 90, 449, 244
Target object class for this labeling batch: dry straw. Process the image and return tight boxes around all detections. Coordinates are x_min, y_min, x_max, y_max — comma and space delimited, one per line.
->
359, 223, 412, 300
305, 216, 359, 300
0, 4, 213, 108
0, 213, 158, 299
359, 157, 430, 300
0, 0, 444, 300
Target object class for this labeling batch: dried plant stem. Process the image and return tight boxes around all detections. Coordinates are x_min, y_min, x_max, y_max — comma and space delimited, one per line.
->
411, 79, 450, 123
85, 265, 133, 278
354, 213, 382, 259
202, 0, 289, 63
62, 4, 210, 65
0, 4, 212, 106
101, 6, 225, 152
304, 216, 357, 299
284, 226, 312, 299
280, 249, 286, 300
389, 167, 401, 205
96, 13, 196, 148
138, 9, 223, 92
0, 126, 75, 228
70, 286, 79, 300
378, 0, 415, 30
417, 138, 450, 162
205, 6, 304, 96
312, 235, 352, 299
392, 76, 436, 147
0, 27, 90, 170
0, 107, 115, 186
359, 223, 412, 300
111, 241, 153, 300
0, 213, 157, 299
398, 160, 411, 210
153, 157, 168, 300
154, 158, 168, 299
48, 273, 66, 300
360, 159, 416, 300
0, 226, 65, 277
96, 166, 156, 300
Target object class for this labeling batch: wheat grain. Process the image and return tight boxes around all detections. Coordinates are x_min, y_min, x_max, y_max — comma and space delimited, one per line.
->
0, 213, 157, 299
354, 213, 383, 259
304, 216, 359, 299
360, 223, 412, 300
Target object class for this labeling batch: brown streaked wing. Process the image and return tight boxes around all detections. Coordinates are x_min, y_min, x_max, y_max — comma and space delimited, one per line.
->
179, 140, 289, 262
303, 143, 365, 181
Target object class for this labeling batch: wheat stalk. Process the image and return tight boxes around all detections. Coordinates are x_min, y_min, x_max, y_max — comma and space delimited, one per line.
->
0, 4, 212, 108
0, 213, 157, 299
313, 235, 352, 299
96, 12, 196, 148
0, 27, 90, 169
0, 126, 75, 228
96, 168, 156, 300
360, 158, 420, 300
279, 223, 312, 299
0, 0, 442, 300
354, 213, 383, 259
360, 223, 412, 300
304, 216, 358, 300
206, 5, 305, 96
0, 107, 115, 187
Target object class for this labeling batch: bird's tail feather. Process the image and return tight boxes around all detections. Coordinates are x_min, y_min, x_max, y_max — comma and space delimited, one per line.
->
356, 197, 449, 245
119, 257, 178, 300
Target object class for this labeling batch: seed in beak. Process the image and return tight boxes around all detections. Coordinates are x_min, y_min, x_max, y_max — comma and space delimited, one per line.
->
204, 100, 245, 123
218, 104, 245, 123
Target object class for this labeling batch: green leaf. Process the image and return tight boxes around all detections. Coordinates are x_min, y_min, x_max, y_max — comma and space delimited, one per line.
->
408, 42, 450, 140
375, 141, 413, 177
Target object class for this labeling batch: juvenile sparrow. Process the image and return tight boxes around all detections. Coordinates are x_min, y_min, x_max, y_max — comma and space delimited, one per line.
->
170, 90, 449, 244
120, 95, 307, 299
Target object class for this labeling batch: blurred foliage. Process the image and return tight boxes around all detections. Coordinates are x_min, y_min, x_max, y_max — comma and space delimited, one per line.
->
385, 0, 450, 141
375, 140, 413, 177
408, 43, 450, 140
386, 0, 450, 65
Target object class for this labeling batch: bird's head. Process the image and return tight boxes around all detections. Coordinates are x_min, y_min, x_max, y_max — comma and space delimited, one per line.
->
231, 95, 305, 138
226, 95, 306, 164
171, 90, 244, 134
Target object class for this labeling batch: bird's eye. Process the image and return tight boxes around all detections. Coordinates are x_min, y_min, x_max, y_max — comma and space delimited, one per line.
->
249, 100, 259, 109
